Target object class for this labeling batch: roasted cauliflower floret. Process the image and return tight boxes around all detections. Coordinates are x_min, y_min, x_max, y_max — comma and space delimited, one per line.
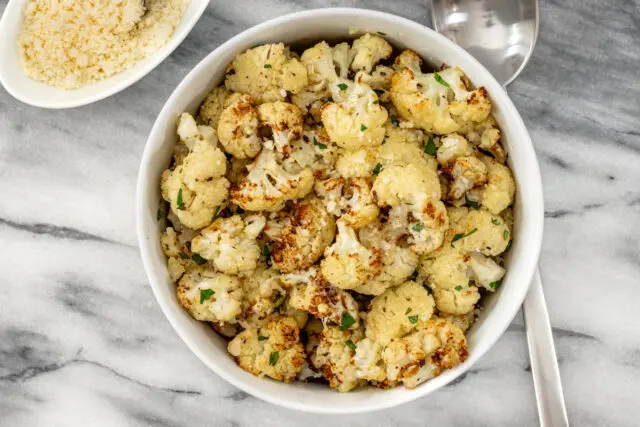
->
419, 245, 471, 290
314, 178, 379, 228
382, 318, 468, 388
227, 316, 306, 383
335, 148, 378, 178
349, 33, 393, 73
197, 86, 231, 129
224, 43, 308, 103
352, 337, 387, 383
393, 49, 423, 73
436, 133, 472, 164
321, 81, 388, 150
270, 198, 336, 273
449, 207, 510, 256
355, 65, 395, 91
177, 269, 243, 322
441, 155, 488, 200
468, 251, 505, 290
480, 156, 516, 214
372, 162, 441, 206
300, 41, 347, 92
377, 124, 438, 171
190, 214, 266, 275
432, 286, 480, 315
257, 101, 304, 155
160, 226, 192, 281
310, 326, 365, 392
366, 281, 435, 345
321, 221, 383, 290
239, 266, 285, 328
161, 121, 229, 229
390, 64, 492, 135
230, 147, 314, 211
176, 112, 218, 150
283, 267, 360, 329
217, 94, 261, 159
279, 125, 338, 180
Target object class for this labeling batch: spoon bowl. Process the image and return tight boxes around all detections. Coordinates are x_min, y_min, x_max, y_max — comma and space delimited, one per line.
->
0, 0, 209, 109
431, 0, 539, 85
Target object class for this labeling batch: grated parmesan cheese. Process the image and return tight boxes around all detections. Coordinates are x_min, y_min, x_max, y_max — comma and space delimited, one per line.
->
18, 0, 190, 90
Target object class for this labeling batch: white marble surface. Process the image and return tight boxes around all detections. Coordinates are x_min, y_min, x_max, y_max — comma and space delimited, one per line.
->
1, 1, 639, 426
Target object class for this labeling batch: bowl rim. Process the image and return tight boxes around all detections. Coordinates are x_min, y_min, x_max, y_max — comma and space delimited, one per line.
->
0, 0, 210, 109
136, 7, 544, 413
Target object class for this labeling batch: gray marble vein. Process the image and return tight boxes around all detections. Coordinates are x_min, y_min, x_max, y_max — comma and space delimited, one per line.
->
1, 0, 639, 426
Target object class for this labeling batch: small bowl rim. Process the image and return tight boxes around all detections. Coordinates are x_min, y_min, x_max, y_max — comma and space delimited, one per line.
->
136, 7, 544, 413
0, 0, 210, 109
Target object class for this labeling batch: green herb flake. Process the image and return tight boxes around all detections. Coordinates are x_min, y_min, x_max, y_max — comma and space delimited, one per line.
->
391, 115, 400, 127
179, 252, 190, 260
455, 285, 463, 291
269, 351, 279, 366
176, 188, 185, 210
434, 72, 450, 87
261, 244, 271, 260
191, 254, 207, 265
213, 205, 222, 218
381, 138, 387, 145
314, 136, 327, 149
405, 307, 412, 314
489, 280, 502, 290
345, 339, 357, 353
411, 224, 424, 232
372, 163, 383, 175
465, 195, 480, 210
492, 219, 500, 225
272, 293, 283, 304
258, 335, 268, 341
505, 239, 513, 251
264, 64, 272, 68
408, 315, 419, 324
199, 288, 215, 304
451, 228, 478, 246
340, 312, 356, 331
424, 136, 437, 156
337, 83, 348, 91
503, 230, 510, 240
156, 208, 166, 221
372, 100, 380, 104
327, 96, 334, 102
360, 124, 368, 131
377, 31, 387, 36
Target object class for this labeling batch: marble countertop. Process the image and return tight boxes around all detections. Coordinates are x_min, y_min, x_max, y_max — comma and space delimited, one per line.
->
1, 0, 639, 425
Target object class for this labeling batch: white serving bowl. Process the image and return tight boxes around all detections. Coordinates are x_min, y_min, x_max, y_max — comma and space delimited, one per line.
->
0, 0, 209, 109
136, 8, 544, 414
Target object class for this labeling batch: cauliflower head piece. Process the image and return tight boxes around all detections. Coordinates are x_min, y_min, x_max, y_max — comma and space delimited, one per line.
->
257, 101, 304, 155
314, 177, 379, 228
321, 81, 388, 150
227, 316, 306, 383
349, 33, 393, 74
225, 43, 308, 104
230, 147, 314, 212
217, 94, 261, 159
390, 62, 492, 135
239, 266, 286, 328
440, 155, 488, 201
197, 86, 231, 130
480, 155, 515, 214
176, 268, 243, 323
270, 198, 336, 273
310, 325, 365, 392
321, 221, 383, 290
190, 214, 266, 275
366, 281, 435, 345
448, 207, 511, 256
353, 239, 420, 295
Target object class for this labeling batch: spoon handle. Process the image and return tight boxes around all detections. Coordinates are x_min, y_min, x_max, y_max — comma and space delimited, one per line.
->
523, 269, 569, 427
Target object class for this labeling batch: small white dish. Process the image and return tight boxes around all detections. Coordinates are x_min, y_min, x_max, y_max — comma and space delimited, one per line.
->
136, 8, 544, 414
0, 0, 209, 109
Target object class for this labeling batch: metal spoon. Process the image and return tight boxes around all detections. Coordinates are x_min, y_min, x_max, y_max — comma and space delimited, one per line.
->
430, 1, 569, 426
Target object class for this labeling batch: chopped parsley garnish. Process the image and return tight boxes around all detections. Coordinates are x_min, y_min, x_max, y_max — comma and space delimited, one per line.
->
381, 138, 387, 145
489, 280, 502, 290
261, 244, 271, 260
411, 224, 424, 232
451, 228, 478, 246
455, 285, 463, 291
176, 188, 185, 210
424, 257, 434, 261
372, 163, 383, 175
213, 205, 222, 218
269, 351, 279, 366
337, 83, 348, 91
264, 64, 272, 68
360, 124, 368, 131
434, 72, 450, 87
340, 312, 356, 331
372, 100, 380, 104
424, 136, 437, 155
407, 315, 419, 324
199, 289, 214, 304
258, 335, 268, 341
465, 195, 480, 210
156, 208, 166, 221
391, 115, 400, 127
505, 239, 513, 251
492, 219, 500, 225
179, 252, 190, 260
345, 339, 357, 353
191, 254, 207, 265
313, 136, 327, 149
327, 96, 333, 102
377, 31, 387, 36
272, 293, 284, 305
503, 230, 510, 240
405, 307, 412, 314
